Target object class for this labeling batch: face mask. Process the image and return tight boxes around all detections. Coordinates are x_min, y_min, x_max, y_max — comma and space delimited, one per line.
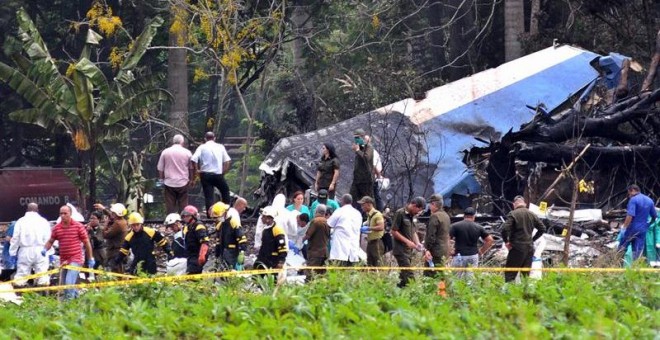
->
354, 137, 365, 146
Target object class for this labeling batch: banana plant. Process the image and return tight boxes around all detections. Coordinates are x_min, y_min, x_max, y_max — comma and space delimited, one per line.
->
0, 8, 172, 208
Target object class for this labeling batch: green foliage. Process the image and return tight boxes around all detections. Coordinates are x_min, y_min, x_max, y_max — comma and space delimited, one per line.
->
224, 138, 266, 195
0, 271, 657, 338
0, 7, 170, 206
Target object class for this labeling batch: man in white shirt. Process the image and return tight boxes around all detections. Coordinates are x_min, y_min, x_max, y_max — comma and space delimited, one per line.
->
191, 131, 232, 213
327, 194, 363, 266
9, 203, 52, 287
157, 134, 193, 214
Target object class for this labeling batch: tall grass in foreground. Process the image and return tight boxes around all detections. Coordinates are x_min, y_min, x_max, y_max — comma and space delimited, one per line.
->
0, 270, 657, 338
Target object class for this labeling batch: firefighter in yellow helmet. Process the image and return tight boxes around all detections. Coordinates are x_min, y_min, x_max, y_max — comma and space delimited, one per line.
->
210, 201, 247, 270
114, 212, 171, 275
255, 206, 288, 269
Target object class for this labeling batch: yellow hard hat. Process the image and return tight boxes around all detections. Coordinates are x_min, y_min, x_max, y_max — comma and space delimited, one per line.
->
210, 202, 229, 218
127, 212, 144, 225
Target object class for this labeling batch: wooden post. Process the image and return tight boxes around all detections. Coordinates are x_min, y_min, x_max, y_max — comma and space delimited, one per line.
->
537, 143, 591, 204
563, 176, 579, 266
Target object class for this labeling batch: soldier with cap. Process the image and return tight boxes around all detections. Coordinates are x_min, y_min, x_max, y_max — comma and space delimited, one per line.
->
501, 195, 546, 282
350, 128, 375, 210
358, 196, 385, 267
391, 196, 426, 287
423, 194, 451, 276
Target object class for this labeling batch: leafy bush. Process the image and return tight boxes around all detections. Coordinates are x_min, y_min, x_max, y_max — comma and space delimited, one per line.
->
0, 270, 657, 338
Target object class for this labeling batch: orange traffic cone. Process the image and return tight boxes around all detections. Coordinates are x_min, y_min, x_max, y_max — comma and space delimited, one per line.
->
437, 280, 447, 298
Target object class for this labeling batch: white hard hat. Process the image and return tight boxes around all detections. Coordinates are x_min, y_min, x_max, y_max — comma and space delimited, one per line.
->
261, 206, 278, 218
164, 213, 181, 225
110, 203, 127, 217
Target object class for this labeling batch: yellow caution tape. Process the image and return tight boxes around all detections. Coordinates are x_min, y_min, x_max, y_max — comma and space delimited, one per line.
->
62, 265, 138, 279
3, 268, 61, 286
2, 268, 281, 294
1, 266, 657, 294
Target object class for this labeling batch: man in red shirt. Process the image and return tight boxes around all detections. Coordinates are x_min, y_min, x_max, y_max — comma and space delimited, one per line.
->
43, 205, 94, 299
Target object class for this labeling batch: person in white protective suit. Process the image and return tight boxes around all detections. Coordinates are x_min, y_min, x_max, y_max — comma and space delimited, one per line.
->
9, 203, 52, 287
255, 194, 298, 250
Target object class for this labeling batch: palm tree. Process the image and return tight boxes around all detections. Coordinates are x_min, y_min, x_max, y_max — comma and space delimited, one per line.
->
0, 8, 171, 209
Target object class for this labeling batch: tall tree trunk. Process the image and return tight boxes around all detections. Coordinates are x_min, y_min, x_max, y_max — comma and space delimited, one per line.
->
290, 0, 317, 132
504, 0, 524, 61
88, 146, 96, 213
167, 5, 189, 135
446, 0, 476, 81
529, 0, 540, 36
426, 0, 448, 79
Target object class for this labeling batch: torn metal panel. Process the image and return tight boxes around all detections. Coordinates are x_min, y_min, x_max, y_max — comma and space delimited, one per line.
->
259, 45, 600, 207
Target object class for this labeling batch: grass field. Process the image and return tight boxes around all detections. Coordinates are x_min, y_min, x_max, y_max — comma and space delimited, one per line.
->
0, 269, 657, 338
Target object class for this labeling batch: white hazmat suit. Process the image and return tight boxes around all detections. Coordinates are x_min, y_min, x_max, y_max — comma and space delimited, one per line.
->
9, 211, 52, 286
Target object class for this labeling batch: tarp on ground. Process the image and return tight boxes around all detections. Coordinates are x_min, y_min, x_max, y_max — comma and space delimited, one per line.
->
258, 45, 600, 208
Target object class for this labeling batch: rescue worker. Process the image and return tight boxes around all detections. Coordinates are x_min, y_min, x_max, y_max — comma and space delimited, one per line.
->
358, 196, 385, 267
210, 201, 247, 270
164, 213, 187, 275
180, 205, 210, 274
94, 203, 129, 273
391, 197, 426, 288
9, 203, 51, 288
423, 194, 451, 276
115, 212, 171, 275
43, 205, 94, 299
349, 129, 375, 211
86, 211, 106, 269
255, 206, 288, 269
502, 195, 546, 282
165, 213, 186, 258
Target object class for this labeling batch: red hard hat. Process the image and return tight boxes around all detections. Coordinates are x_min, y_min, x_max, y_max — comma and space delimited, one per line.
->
181, 205, 199, 217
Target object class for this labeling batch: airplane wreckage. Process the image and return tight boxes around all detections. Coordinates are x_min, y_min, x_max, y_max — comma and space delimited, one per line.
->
258, 35, 660, 216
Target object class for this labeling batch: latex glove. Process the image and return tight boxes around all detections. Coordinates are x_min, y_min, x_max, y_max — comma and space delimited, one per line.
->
288, 241, 300, 255
360, 226, 371, 234
8, 256, 17, 268
41, 249, 47, 257
87, 259, 96, 268
234, 263, 244, 271
237, 251, 245, 265
48, 255, 56, 264
198, 244, 209, 266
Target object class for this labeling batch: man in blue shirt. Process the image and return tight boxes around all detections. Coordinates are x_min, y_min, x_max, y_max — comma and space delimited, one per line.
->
619, 184, 657, 260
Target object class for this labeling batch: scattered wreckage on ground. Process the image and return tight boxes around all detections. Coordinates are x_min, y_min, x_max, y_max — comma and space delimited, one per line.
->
257, 32, 660, 265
